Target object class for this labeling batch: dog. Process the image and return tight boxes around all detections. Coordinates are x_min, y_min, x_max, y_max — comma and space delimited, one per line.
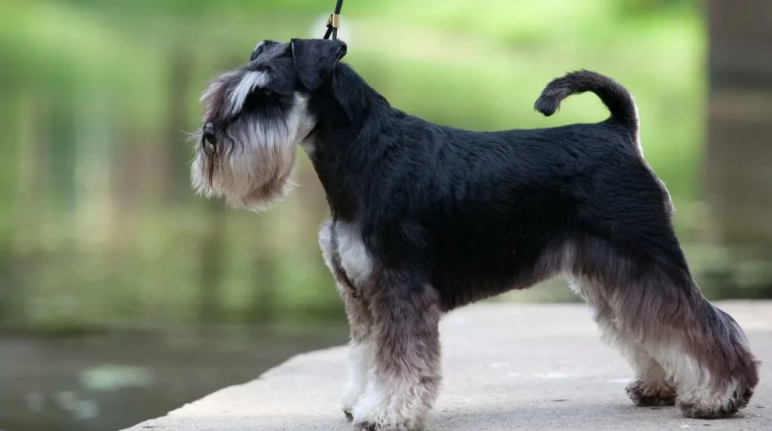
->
190, 38, 759, 430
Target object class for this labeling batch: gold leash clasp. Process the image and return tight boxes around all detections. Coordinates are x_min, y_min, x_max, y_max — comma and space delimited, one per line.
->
326, 13, 340, 30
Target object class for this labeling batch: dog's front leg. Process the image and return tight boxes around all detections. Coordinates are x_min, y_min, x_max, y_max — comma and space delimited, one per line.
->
318, 221, 376, 419
352, 270, 442, 431
340, 287, 375, 420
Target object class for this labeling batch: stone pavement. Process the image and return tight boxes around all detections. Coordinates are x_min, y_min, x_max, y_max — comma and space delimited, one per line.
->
122, 302, 772, 431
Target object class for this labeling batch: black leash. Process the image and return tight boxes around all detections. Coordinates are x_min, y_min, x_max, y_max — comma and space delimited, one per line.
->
323, 0, 344, 40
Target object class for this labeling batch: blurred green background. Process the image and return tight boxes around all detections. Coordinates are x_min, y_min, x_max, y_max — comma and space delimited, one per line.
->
0, 0, 770, 430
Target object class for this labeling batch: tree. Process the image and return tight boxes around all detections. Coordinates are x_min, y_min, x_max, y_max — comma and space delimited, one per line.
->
706, 0, 772, 296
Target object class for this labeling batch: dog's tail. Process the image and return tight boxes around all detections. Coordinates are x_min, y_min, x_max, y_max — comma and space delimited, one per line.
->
534, 70, 638, 139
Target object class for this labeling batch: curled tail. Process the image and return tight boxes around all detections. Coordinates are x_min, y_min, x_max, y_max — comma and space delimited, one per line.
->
534, 70, 639, 140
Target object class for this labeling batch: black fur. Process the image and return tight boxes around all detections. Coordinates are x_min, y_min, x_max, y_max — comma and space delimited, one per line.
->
195, 39, 759, 425
305, 62, 669, 312
535, 69, 639, 140
291, 38, 347, 91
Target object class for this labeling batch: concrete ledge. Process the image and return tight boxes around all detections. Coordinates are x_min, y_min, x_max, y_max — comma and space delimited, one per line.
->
122, 302, 772, 431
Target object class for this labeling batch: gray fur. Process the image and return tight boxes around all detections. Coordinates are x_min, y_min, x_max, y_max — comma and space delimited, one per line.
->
190, 40, 760, 430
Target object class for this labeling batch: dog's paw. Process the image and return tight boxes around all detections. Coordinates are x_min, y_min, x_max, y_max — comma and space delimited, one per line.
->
626, 379, 677, 407
677, 385, 753, 419
349, 384, 428, 431
353, 420, 377, 431
342, 382, 364, 422
351, 406, 423, 431
678, 395, 744, 419
352, 419, 417, 431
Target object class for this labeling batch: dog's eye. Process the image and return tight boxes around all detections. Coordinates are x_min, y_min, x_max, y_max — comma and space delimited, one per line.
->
262, 89, 273, 97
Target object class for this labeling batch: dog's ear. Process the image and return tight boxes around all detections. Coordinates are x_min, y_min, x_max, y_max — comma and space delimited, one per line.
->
290, 38, 347, 91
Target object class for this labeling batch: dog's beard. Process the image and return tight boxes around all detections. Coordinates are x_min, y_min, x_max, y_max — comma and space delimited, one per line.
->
190, 71, 314, 213
190, 117, 297, 212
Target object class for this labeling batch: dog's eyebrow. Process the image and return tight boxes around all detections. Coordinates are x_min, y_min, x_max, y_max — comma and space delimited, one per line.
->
227, 71, 271, 116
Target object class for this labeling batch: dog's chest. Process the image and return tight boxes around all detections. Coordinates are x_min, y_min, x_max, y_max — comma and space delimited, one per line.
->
319, 221, 373, 291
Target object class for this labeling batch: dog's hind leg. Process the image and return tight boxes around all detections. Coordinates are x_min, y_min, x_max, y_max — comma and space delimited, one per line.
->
567, 276, 677, 406
623, 346, 677, 406
352, 268, 442, 431
569, 236, 759, 419
642, 292, 759, 418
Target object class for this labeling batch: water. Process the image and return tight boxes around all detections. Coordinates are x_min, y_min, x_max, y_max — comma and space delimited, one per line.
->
0, 327, 348, 431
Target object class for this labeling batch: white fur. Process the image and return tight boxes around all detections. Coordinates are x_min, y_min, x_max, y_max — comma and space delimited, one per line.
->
638, 334, 704, 396
191, 92, 316, 212
679, 376, 741, 413
227, 71, 270, 116
316, 221, 373, 289
335, 222, 373, 285
318, 221, 335, 272
568, 275, 743, 414
646, 343, 739, 412
317, 221, 377, 415
567, 276, 676, 401
342, 341, 375, 412
352, 369, 432, 431
629, 92, 643, 156
624, 343, 667, 382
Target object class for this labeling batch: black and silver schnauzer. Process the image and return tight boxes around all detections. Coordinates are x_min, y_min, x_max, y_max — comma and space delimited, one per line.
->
191, 38, 759, 430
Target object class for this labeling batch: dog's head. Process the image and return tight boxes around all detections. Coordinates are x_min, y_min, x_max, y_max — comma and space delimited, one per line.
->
190, 38, 347, 212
